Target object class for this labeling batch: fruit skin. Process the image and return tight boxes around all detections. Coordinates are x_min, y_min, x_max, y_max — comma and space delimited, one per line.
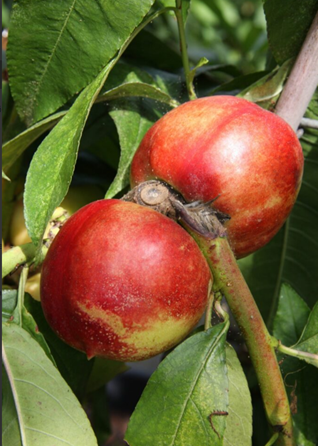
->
131, 96, 304, 258
40, 199, 211, 361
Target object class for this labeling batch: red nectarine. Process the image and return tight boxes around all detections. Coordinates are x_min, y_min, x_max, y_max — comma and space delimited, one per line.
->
40, 200, 211, 361
131, 96, 304, 258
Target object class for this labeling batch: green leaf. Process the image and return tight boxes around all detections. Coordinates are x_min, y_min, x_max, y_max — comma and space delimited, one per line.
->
188, 57, 209, 86
224, 344, 252, 446
273, 283, 310, 347
24, 63, 112, 252
273, 286, 318, 444
2, 289, 18, 322
239, 93, 318, 323
99, 62, 180, 107
106, 98, 164, 198
239, 60, 292, 109
264, 0, 318, 65
2, 322, 98, 446
278, 358, 318, 445
2, 365, 21, 446
2, 111, 65, 175
24, 295, 94, 398
21, 299, 56, 365
3, 64, 180, 177
125, 323, 229, 446
294, 302, 318, 363
2, 290, 55, 364
100, 82, 178, 107
181, 0, 191, 24
7, 0, 154, 125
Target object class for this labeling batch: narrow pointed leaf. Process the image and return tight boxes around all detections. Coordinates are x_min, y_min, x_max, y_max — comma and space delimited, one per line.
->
106, 98, 163, 198
2, 111, 65, 174
239, 60, 292, 108
293, 302, 318, 366
24, 63, 112, 251
98, 62, 180, 107
2, 322, 98, 446
125, 323, 229, 446
2, 289, 18, 322
273, 283, 311, 347
99, 83, 178, 107
7, 0, 154, 125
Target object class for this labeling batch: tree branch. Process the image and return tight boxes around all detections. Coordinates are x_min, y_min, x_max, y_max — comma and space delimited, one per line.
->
275, 12, 318, 130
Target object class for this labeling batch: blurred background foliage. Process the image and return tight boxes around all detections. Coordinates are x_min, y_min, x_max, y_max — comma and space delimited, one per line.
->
153, 0, 267, 72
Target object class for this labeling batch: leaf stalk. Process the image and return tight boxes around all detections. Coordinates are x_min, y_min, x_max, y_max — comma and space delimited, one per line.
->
273, 338, 318, 367
175, 0, 197, 101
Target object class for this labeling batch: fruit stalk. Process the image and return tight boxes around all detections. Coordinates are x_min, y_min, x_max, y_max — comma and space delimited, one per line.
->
183, 229, 294, 444
275, 11, 318, 130
2, 243, 41, 279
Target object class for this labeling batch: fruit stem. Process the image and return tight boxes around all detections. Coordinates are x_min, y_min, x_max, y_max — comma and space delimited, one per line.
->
175, 0, 197, 101
204, 283, 214, 330
15, 266, 29, 326
2, 243, 44, 279
275, 11, 318, 130
184, 230, 294, 445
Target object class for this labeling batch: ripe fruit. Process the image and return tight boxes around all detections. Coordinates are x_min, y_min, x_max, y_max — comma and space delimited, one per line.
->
131, 96, 304, 258
41, 200, 211, 361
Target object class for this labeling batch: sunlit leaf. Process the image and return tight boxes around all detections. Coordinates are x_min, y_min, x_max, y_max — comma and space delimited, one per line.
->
24, 63, 113, 252
8, 0, 154, 125
2, 322, 98, 446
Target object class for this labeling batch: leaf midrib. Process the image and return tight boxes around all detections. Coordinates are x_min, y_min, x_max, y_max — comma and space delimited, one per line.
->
2, 336, 26, 445
170, 327, 225, 446
29, 0, 77, 118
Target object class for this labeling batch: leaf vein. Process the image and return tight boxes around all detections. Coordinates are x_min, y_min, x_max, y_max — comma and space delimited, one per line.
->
29, 0, 78, 115
14, 378, 83, 429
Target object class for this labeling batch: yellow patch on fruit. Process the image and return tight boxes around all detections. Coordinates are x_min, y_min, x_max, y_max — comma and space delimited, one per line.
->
77, 301, 194, 360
